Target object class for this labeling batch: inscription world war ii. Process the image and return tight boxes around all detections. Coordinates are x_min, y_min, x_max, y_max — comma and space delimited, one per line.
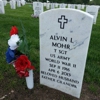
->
41, 33, 79, 88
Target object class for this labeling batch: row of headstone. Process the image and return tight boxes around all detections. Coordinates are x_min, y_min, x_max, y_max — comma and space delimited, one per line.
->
34, 1, 99, 12
39, 8, 93, 98
9, 0, 26, 9
43, 2, 100, 11
0, 0, 26, 14
33, 2, 99, 24
43, 3, 86, 9
0, 0, 5, 14
34, 2, 87, 10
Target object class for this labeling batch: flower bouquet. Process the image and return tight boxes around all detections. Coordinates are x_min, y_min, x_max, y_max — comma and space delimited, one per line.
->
5, 25, 35, 89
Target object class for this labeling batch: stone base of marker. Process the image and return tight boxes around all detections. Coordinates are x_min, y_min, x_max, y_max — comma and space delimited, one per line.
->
31, 14, 39, 18
26, 70, 34, 89
13, 64, 34, 89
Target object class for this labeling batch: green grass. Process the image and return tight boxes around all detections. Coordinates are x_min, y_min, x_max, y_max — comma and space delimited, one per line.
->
84, 12, 100, 85
88, 83, 98, 94
0, 4, 100, 93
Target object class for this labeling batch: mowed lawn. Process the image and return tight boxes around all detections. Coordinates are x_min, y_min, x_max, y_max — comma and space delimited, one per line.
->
0, 3, 100, 95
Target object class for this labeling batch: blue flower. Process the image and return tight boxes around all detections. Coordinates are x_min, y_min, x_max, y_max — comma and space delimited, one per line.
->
5, 47, 16, 63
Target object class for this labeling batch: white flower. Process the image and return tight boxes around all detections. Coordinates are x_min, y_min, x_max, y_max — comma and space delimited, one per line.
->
8, 34, 20, 50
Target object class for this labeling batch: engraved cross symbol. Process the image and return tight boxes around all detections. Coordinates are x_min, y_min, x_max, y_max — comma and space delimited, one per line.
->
58, 15, 68, 29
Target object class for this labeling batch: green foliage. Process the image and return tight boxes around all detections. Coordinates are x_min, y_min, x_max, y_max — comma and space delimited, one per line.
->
89, 0, 100, 5
17, 20, 31, 58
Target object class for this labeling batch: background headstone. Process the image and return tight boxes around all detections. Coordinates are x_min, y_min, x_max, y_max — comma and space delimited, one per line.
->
43, 2, 46, 7
86, 6, 99, 24
55, 3, 58, 8
68, 4, 71, 8
33, 2, 43, 17
21, 0, 25, 6
81, 4, 85, 9
0, 0, 5, 14
39, 8, 93, 98
3, 0, 7, 6
46, 2, 50, 9
51, 3, 55, 9
17, 0, 21, 7
10, 0, 16, 9
59, 3, 65, 8
70, 4, 75, 9
76, 4, 82, 10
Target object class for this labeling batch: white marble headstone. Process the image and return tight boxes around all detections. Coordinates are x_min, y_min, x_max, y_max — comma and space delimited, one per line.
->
39, 8, 93, 98
10, 0, 16, 9
68, 4, 71, 8
77, 4, 82, 10
46, 2, 50, 9
21, 0, 25, 6
43, 2, 46, 7
3, 0, 7, 6
17, 0, 21, 7
0, 0, 5, 14
55, 3, 58, 8
81, 4, 85, 9
51, 3, 55, 9
33, 2, 43, 17
70, 4, 75, 9
86, 6, 99, 24
59, 3, 65, 8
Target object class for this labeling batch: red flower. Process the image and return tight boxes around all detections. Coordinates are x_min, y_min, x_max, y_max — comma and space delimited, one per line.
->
14, 55, 35, 77
10, 26, 18, 36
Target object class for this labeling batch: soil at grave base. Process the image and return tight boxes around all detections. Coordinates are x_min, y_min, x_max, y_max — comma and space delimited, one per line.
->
0, 72, 100, 100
